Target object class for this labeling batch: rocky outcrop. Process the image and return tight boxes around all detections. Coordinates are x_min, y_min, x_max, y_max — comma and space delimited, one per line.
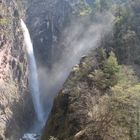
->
41, 48, 140, 140
26, 0, 73, 67
0, 0, 34, 139
26, 0, 91, 67
41, 51, 101, 140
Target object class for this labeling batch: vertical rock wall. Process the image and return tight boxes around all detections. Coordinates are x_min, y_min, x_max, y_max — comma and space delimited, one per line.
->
0, 0, 34, 139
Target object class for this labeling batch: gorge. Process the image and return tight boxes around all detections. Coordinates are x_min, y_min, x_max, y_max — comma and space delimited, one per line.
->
1, 0, 140, 140
20, 2, 113, 139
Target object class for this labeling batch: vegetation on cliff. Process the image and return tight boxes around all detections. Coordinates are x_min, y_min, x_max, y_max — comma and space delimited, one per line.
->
1, 0, 140, 140
43, 47, 140, 140
42, 0, 140, 140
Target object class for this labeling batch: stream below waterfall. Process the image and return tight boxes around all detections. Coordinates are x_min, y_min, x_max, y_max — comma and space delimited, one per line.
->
20, 133, 40, 140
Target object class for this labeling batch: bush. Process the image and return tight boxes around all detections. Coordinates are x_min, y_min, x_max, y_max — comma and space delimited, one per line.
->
49, 136, 59, 140
88, 49, 120, 90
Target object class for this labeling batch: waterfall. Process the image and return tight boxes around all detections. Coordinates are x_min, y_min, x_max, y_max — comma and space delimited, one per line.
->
20, 19, 44, 123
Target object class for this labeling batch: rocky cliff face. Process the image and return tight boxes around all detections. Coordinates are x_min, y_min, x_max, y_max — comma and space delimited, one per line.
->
0, 0, 34, 139
26, 0, 91, 67
26, 0, 73, 67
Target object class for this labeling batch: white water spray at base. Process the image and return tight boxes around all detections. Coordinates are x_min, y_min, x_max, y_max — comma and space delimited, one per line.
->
20, 19, 44, 123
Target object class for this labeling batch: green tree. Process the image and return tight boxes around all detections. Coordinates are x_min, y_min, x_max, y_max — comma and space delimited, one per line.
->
88, 50, 120, 90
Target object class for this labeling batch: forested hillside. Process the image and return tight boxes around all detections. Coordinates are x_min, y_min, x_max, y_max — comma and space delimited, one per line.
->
1, 0, 140, 140
42, 0, 140, 140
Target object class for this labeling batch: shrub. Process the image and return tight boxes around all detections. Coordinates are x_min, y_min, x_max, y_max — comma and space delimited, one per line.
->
88, 49, 120, 90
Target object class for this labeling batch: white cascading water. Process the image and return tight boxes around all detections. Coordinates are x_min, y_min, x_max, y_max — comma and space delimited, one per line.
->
20, 19, 44, 123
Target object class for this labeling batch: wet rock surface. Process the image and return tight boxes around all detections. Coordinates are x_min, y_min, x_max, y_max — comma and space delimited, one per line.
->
0, 0, 34, 139
26, 0, 85, 67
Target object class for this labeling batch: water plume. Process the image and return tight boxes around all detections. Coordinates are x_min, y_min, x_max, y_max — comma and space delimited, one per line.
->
20, 19, 44, 123
38, 12, 114, 118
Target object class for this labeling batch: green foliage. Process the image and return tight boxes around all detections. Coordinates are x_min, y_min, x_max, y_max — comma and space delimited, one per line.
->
72, 0, 92, 16
109, 68, 140, 140
88, 49, 120, 90
94, 0, 110, 12
49, 136, 59, 140
43, 1, 140, 139
103, 0, 140, 64
78, 7, 92, 16
87, 65, 140, 139
104, 52, 120, 75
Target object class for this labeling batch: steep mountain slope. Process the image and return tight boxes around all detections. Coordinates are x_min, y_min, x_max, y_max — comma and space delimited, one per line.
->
41, 0, 140, 140
26, 0, 94, 67
0, 0, 34, 139
1, 0, 140, 139
42, 49, 140, 140
25, 0, 98, 118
